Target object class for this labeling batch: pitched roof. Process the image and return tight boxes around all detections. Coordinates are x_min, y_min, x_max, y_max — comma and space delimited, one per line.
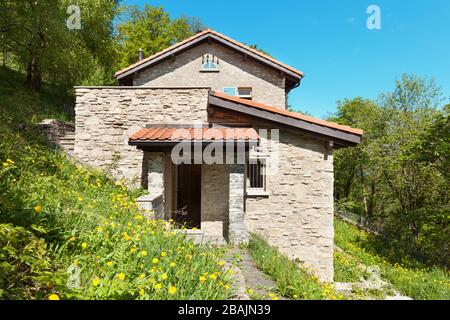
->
129, 127, 259, 143
115, 29, 304, 82
209, 92, 363, 146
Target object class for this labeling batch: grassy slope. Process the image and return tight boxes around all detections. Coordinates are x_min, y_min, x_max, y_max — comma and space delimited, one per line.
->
248, 234, 341, 300
0, 67, 231, 300
334, 218, 450, 300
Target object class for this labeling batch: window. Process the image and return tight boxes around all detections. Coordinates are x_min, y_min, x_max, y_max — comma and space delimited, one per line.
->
201, 61, 219, 72
246, 158, 268, 196
221, 87, 253, 100
238, 87, 252, 100
222, 87, 237, 96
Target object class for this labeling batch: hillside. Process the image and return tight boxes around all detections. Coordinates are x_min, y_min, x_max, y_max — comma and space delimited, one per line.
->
0, 67, 231, 300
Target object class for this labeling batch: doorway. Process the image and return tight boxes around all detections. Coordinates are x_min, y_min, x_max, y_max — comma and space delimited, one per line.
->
175, 164, 202, 229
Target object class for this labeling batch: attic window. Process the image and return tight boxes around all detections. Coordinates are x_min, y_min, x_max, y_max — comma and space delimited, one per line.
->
200, 54, 219, 72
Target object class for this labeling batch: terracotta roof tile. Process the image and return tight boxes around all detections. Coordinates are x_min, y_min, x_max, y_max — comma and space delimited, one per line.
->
129, 127, 259, 142
211, 92, 364, 136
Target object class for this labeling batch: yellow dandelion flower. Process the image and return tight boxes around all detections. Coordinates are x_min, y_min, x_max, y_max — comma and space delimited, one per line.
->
199, 276, 206, 283
161, 251, 167, 257
106, 261, 113, 267
168, 286, 177, 295
34, 205, 42, 213
81, 242, 88, 250
69, 236, 76, 241
152, 257, 159, 264
130, 247, 137, 253
209, 274, 217, 280
161, 273, 168, 280
78, 197, 83, 202
7, 159, 14, 164
154, 283, 162, 290
247, 288, 254, 294
140, 250, 147, 257
117, 272, 126, 281
139, 273, 145, 279
217, 260, 225, 267
169, 262, 176, 268
2, 162, 9, 167
92, 278, 100, 286
97, 226, 103, 232
48, 294, 60, 300
139, 288, 145, 296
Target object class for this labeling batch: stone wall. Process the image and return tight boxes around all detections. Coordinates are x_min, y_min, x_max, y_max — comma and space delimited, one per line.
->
74, 87, 209, 186
134, 42, 286, 109
201, 164, 229, 244
245, 130, 334, 282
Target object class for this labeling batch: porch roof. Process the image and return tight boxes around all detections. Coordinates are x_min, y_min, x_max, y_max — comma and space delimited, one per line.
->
129, 126, 259, 145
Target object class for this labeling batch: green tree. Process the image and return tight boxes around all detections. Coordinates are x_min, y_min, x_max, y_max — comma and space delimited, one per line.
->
0, 0, 118, 91
115, 5, 198, 69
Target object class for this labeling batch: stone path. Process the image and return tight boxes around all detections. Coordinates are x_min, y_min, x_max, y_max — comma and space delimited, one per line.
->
226, 247, 287, 300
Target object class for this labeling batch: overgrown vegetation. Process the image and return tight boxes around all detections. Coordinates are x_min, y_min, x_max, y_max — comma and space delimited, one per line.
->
248, 234, 341, 300
331, 74, 449, 266
0, 67, 231, 300
334, 218, 450, 300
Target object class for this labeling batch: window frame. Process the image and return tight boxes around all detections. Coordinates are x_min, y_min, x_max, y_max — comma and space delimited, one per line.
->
200, 61, 219, 72
238, 87, 253, 100
245, 157, 269, 197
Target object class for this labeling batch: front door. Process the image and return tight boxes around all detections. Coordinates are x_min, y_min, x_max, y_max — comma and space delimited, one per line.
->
176, 164, 201, 228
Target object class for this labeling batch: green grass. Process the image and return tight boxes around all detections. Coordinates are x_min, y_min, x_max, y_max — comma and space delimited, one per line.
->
248, 234, 342, 300
0, 66, 231, 300
334, 218, 450, 300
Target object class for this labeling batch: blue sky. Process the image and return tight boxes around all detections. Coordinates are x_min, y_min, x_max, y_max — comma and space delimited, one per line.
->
122, 0, 450, 118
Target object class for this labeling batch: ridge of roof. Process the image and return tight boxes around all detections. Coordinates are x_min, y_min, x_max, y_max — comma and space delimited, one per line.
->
210, 91, 364, 136
115, 29, 304, 78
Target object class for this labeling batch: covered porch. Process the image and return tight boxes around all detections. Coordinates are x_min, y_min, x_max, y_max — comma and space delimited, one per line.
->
129, 125, 259, 244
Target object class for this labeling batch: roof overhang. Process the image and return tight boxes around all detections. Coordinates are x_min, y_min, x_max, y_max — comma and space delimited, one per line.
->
115, 30, 303, 91
208, 94, 363, 147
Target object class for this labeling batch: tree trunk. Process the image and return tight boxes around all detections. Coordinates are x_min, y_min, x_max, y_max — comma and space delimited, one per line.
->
25, 55, 42, 92
360, 164, 369, 216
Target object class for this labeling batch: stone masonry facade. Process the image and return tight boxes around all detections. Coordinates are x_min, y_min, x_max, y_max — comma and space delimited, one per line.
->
245, 130, 334, 282
134, 42, 287, 109
74, 87, 209, 185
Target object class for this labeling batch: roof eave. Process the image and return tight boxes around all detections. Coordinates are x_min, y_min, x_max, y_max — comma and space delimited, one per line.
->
115, 32, 303, 83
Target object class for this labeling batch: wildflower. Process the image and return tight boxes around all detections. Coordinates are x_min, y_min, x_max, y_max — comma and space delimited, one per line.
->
199, 276, 206, 283
140, 250, 147, 257
7, 159, 14, 164
209, 274, 217, 280
78, 197, 83, 202
186, 254, 192, 261
139, 274, 145, 279
161, 273, 168, 280
69, 236, 76, 241
161, 251, 167, 257
130, 247, 137, 253
224, 284, 230, 290
106, 261, 113, 267
152, 257, 159, 264
117, 272, 126, 281
247, 288, 254, 294
154, 283, 162, 290
81, 242, 88, 250
217, 260, 225, 267
92, 278, 100, 286
2, 162, 9, 167
139, 288, 145, 296
48, 294, 60, 300
97, 226, 104, 232
34, 205, 42, 213
168, 286, 177, 295
134, 214, 143, 220
169, 262, 176, 268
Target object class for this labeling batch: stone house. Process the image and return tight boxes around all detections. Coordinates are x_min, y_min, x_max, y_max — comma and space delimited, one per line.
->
74, 29, 363, 282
